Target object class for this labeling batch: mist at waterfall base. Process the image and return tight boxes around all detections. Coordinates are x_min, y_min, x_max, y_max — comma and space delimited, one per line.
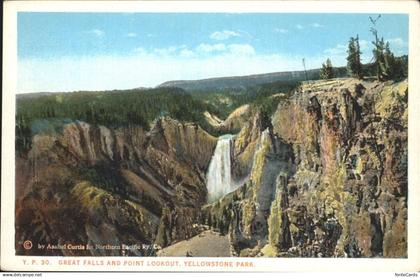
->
206, 134, 245, 203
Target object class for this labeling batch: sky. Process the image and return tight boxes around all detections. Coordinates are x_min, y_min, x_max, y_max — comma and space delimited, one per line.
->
18, 13, 408, 93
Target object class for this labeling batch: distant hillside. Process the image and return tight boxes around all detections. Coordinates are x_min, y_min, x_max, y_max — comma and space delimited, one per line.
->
157, 56, 407, 91
16, 92, 56, 100
158, 68, 345, 91
17, 87, 151, 100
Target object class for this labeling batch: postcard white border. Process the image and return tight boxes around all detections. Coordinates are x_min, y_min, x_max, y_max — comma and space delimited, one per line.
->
2, 0, 420, 272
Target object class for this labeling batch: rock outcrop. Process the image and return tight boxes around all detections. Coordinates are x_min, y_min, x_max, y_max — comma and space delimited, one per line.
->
15, 116, 217, 255
204, 78, 408, 258
204, 104, 252, 134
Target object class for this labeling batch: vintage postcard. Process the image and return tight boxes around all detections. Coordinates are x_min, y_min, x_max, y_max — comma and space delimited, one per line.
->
2, 0, 420, 272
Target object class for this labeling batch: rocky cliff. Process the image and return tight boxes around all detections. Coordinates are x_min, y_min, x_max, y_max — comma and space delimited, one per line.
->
15, 116, 217, 255
15, 77, 408, 258
204, 104, 252, 134
203, 78, 408, 258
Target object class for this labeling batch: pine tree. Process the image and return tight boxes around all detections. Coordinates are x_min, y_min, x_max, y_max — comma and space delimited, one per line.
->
372, 37, 386, 81
370, 15, 384, 80
369, 15, 400, 81
347, 35, 363, 79
372, 37, 398, 81
382, 42, 397, 80
320, 58, 334, 79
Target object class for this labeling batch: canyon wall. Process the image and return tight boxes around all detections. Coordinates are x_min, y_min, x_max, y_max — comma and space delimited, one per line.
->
15, 117, 217, 255
204, 78, 408, 258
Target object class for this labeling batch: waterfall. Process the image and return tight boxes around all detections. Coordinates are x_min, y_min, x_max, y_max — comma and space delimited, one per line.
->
206, 134, 236, 203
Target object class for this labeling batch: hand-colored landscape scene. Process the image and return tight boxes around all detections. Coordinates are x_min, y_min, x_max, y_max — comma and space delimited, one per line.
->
16, 13, 408, 258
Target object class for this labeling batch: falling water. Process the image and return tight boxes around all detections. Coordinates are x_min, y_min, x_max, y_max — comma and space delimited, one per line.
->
206, 134, 236, 203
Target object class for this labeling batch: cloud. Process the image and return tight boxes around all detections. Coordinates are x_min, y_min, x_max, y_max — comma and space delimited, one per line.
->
385, 38, 408, 56
196, 43, 255, 56
311, 23, 324, 28
210, 30, 241, 40
179, 49, 195, 58
125, 32, 137, 38
274, 28, 288, 34
387, 37, 407, 49
294, 23, 325, 30
132, 43, 255, 58
196, 43, 226, 53
153, 45, 186, 56
358, 40, 370, 51
227, 44, 255, 56
324, 44, 347, 55
238, 30, 253, 38
86, 29, 104, 37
